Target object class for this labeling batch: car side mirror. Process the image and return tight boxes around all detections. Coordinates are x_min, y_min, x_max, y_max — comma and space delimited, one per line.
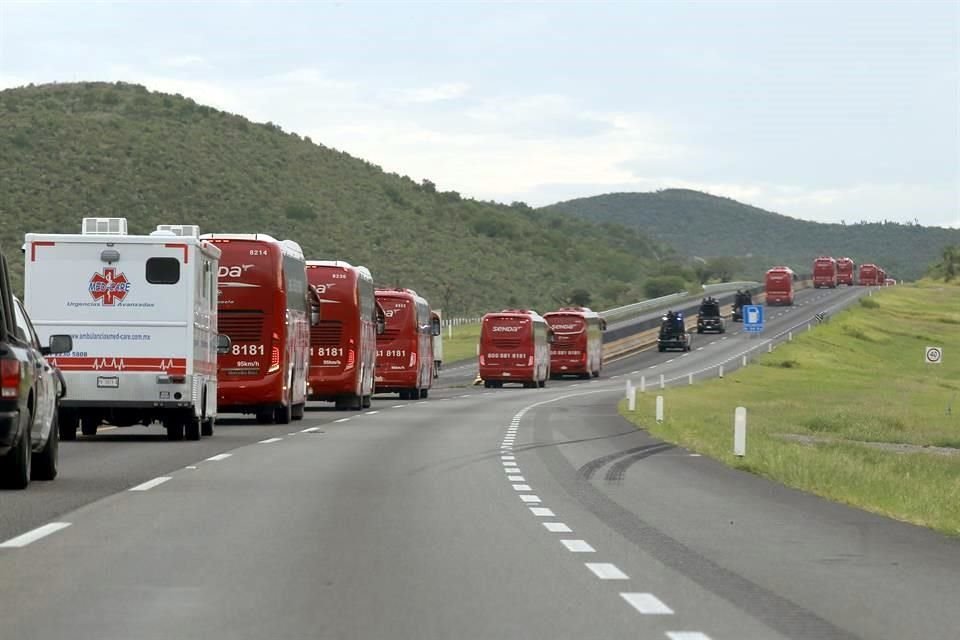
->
431, 317, 441, 337
216, 334, 232, 355
43, 334, 73, 356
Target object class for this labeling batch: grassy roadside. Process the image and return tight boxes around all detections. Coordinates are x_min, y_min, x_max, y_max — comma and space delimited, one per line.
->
620, 282, 960, 536
439, 323, 480, 365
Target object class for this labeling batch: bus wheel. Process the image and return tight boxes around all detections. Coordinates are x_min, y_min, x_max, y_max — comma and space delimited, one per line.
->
255, 410, 275, 424
592, 370, 600, 378
420, 389, 428, 399
362, 395, 371, 409
80, 417, 99, 437
398, 390, 409, 400
185, 414, 201, 441
349, 395, 362, 411
165, 419, 184, 441
59, 411, 79, 441
275, 402, 292, 425
292, 403, 305, 420
201, 417, 215, 437
538, 379, 546, 388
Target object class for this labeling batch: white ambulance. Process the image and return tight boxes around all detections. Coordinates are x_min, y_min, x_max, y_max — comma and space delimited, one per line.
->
23, 218, 229, 441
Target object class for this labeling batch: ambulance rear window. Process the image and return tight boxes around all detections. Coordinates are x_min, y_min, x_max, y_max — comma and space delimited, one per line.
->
146, 257, 180, 285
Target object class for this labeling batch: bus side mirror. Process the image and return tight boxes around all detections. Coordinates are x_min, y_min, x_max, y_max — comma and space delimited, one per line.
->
600, 319, 607, 331
547, 332, 556, 344
431, 316, 441, 336
216, 334, 232, 355
309, 285, 322, 326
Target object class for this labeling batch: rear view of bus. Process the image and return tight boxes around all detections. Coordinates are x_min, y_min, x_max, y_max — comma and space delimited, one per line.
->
374, 288, 436, 400
812, 256, 837, 288
305, 261, 378, 410
479, 310, 551, 388
859, 263, 879, 286
544, 307, 604, 379
764, 266, 795, 305
203, 234, 310, 424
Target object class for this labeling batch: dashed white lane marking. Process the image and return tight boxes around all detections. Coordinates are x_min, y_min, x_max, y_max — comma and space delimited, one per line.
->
366, 410, 380, 415
561, 539, 595, 553
335, 418, 350, 423
666, 633, 712, 640
530, 507, 555, 517
205, 453, 232, 462
620, 592, 674, 615
630, 370, 640, 374
508, 475, 525, 482
300, 426, 321, 433
0, 522, 72, 548
512, 484, 532, 491
185, 465, 198, 469
258, 437, 283, 444
585, 563, 629, 580
689, 453, 702, 457
720, 336, 728, 341
648, 365, 657, 369
665, 359, 674, 363
543, 522, 573, 533
520, 495, 541, 503
129, 476, 172, 492
696, 347, 704, 351
392, 405, 405, 408
501, 455, 515, 460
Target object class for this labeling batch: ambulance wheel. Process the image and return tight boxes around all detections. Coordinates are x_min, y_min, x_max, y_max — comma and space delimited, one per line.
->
185, 415, 201, 441
275, 402, 292, 425
165, 419, 184, 441
59, 412, 78, 441
255, 410, 275, 425
361, 395, 371, 409
80, 417, 99, 437
201, 417, 215, 437
292, 403, 306, 420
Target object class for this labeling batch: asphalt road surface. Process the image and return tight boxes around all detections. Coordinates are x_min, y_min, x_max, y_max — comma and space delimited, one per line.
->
3, 286, 957, 640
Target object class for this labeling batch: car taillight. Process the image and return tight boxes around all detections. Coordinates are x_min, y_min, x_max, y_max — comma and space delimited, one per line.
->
1, 359, 21, 399
346, 348, 356, 370
268, 345, 281, 373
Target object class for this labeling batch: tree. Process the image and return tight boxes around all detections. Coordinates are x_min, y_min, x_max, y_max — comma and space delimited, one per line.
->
643, 275, 687, 299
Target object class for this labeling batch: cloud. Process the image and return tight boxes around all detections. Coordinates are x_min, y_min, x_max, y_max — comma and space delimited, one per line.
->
161, 55, 207, 69
394, 82, 470, 103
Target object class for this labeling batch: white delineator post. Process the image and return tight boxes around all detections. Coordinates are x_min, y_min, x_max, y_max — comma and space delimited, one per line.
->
659, 374, 665, 389
656, 395, 664, 423
627, 383, 636, 412
640, 376, 646, 393
719, 365, 724, 378
734, 406, 747, 457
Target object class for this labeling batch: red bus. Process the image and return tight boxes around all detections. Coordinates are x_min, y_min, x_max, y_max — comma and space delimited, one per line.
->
765, 266, 795, 306
877, 266, 887, 284
479, 310, 552, 388
374, 288, 439, 400
306, 261, 383, 410
203, 234, 311, 424
859, 263, 880, 286
836, 257, 855, 286
544, 307, 605, 379
812, 256, 838, 288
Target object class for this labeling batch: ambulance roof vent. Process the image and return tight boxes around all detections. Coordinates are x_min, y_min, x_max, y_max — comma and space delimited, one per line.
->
156, 224, 201, 238
82, 217, 128, 236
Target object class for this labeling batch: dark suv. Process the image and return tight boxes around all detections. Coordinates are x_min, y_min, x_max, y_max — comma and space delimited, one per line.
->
0, 249, 71, 489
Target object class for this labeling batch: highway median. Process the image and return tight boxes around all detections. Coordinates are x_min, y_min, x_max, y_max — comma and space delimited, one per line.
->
620, 282, 960, 536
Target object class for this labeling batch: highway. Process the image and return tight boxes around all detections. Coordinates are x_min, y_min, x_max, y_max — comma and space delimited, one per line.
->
2, 286, 958, 640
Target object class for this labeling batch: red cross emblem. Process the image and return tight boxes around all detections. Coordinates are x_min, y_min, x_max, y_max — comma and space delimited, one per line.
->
88, 268, 131, 305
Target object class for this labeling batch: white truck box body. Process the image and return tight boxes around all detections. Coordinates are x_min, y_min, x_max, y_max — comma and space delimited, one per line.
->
23, 228, 220, 427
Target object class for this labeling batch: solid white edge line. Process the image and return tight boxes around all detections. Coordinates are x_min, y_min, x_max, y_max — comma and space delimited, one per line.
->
0, 522, 72, 548
543, 522, 572, 533
561, 539, 595, 553
205, 453, 232, 462
529, 507, 555, 516
258, 437, 283, 444
129, 476, 172, 492
620, 592, 674, 615
585, 562, 629, 579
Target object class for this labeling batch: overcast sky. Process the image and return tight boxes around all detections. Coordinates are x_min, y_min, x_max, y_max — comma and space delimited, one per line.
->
2, 1, 958, 227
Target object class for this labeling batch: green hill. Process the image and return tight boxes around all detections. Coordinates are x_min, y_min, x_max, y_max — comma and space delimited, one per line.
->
0, 82, 673, 314
543, 190, 960, 281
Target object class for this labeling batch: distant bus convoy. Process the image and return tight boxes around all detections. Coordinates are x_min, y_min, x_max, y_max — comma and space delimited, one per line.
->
11, 218, 895, 448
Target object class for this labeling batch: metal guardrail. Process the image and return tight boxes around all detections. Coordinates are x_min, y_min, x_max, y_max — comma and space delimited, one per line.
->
599, 291, 690, 324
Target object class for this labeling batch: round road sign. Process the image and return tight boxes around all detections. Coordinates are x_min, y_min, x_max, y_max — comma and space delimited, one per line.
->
925, 346, 943, 364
